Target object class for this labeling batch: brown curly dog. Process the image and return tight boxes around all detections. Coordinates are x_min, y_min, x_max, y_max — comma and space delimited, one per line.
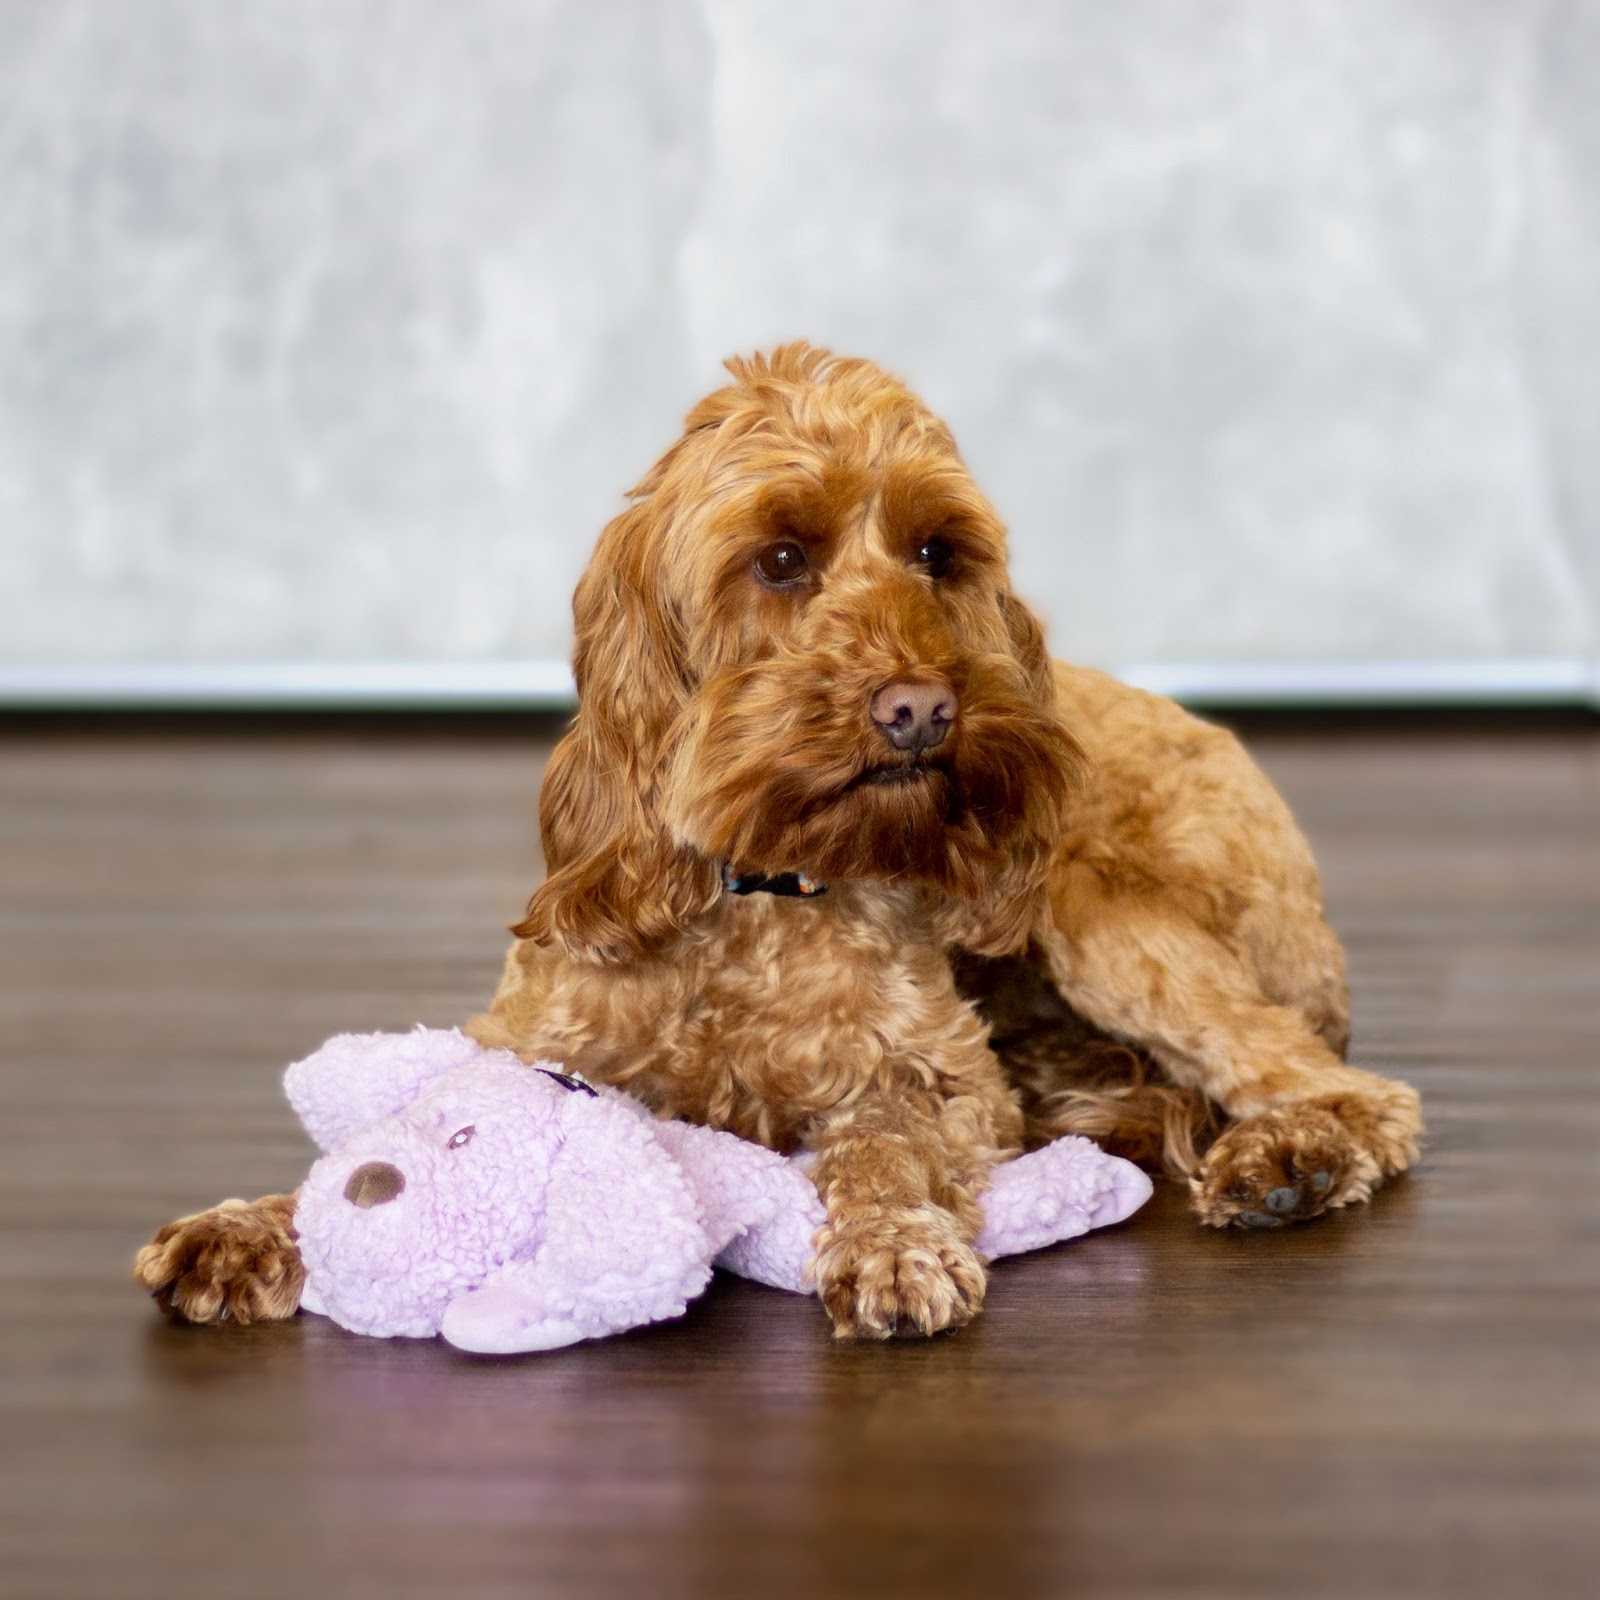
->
137, 344, 1421, 1339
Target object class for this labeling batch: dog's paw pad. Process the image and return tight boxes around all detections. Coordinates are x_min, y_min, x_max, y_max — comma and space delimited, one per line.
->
1236, 1209, 1285, 1229
1237, 1176, 1323, 1225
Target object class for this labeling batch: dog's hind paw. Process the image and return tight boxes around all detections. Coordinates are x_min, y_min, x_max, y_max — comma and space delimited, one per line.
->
1190, 1103, 1380, 1228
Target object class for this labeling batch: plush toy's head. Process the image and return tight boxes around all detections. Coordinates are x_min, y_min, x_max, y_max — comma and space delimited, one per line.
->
286, 1030, 715, 1347
294, 1053, 564, 1336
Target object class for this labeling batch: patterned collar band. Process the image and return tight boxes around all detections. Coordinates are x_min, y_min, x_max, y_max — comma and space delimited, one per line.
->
721, 863, 828, 898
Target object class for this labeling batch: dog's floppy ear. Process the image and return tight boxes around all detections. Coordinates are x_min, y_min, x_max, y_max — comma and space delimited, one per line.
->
513, 500, 720, 964
997, 588, 1061, 707
937, 590, 1086, 957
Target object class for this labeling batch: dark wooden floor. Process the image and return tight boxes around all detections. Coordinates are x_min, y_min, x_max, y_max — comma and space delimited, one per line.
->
1, 714, 1596, 1600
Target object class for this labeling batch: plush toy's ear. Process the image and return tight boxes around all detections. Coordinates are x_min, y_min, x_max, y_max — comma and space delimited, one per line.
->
284, 1027, 488, 1153
440, 1088, 714, 1354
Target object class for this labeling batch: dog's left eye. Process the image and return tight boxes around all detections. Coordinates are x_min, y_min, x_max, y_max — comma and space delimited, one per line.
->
754, 540, 810, 587
915, 536, 955, 579
447, 1126, 475, 1150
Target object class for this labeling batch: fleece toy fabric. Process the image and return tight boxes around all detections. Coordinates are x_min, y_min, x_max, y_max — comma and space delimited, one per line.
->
286, 1028, 1152, 1354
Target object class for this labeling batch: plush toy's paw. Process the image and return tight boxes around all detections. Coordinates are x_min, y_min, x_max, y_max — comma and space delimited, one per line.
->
440, 1282, 589, 1355
976, 1137, 1153, 1258
1189, 1080, 1421, 1228
811, 1207, 986, 1340
134, 1195, 303, 1324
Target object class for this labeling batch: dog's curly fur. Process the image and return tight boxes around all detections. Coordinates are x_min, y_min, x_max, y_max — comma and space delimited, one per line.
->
137, 344, 1422, 1339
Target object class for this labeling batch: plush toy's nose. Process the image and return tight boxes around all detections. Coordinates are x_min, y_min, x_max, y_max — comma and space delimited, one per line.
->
343, 1160, 405, 1209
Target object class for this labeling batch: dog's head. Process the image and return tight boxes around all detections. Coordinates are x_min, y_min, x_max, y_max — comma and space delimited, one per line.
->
518, 344, 1085, 962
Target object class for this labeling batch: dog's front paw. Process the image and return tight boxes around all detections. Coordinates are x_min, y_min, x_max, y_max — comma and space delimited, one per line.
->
810, 1208, 986, 1340
134, 1194, 303, 1325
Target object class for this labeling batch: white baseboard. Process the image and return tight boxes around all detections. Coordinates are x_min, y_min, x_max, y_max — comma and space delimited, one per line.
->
1116, 657, 1598, 707
0, 656, 1593, 710
0, 659, 578, 710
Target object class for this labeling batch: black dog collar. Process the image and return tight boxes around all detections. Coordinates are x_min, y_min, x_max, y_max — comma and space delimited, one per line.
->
721, 863, 827, 899
538, 1067, 598, 1097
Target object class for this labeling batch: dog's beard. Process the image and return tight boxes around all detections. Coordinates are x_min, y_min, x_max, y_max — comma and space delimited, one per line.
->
666, 654, 1077, 895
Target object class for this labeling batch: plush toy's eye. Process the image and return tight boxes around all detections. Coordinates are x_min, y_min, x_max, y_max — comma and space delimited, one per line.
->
447, 1125, 475, 1149
914, 535, 955, 579
754, 539, 809, 587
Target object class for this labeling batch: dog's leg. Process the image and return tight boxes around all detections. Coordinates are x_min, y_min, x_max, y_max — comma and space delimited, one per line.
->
134, 1192, 303, 1324
1038, 904, 1422, 1228
807, 1095, 988, 1340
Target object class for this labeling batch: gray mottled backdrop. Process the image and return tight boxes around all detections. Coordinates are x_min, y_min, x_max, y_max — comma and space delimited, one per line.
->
1, 0, 1595, 676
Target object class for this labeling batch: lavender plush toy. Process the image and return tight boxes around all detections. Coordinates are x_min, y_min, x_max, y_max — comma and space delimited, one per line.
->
286, 1028, 1152, 1354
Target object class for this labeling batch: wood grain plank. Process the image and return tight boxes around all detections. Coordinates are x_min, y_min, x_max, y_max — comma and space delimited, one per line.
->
0, 715, 1595, 1600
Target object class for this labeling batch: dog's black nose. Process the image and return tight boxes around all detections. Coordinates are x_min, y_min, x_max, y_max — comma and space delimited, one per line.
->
870, 681, 956, 754
344, 1161, 405, 1209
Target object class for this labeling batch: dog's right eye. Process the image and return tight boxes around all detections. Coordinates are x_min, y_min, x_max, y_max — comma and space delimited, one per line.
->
754, 540, 810, 587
